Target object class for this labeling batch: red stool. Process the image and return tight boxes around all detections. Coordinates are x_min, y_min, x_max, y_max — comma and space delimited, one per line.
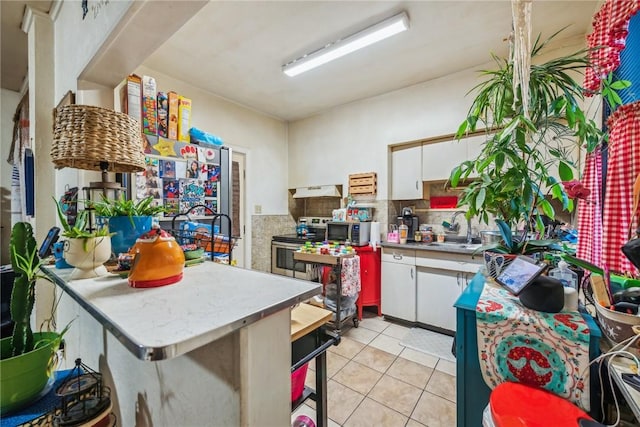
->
489, 382, 597, 427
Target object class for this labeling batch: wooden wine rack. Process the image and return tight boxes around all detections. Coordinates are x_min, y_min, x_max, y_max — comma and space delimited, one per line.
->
348, 172, 377, 196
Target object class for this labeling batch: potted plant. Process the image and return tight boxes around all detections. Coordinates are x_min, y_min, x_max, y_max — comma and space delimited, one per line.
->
54, 198, 113, 279
477, 219, 561, 277
89, 195, 165, 256
1, 222, 70, 412
449, 31, 626, 236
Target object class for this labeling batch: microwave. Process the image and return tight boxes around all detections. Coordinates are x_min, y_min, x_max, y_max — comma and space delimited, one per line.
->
325, 221, 371, 246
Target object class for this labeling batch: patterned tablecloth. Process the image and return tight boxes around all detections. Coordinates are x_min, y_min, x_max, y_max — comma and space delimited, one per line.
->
476, 281, 591, 410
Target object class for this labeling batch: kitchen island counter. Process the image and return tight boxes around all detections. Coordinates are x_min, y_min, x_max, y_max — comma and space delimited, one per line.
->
43, 263, 321, 426
43, 263, 320, 361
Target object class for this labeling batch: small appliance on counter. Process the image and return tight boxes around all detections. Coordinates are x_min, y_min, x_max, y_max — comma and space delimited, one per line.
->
397, 207, 419, 242
326, 221, 371, 246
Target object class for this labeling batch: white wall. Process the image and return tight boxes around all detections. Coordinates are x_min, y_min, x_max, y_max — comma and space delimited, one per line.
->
288, 36, 592, 201
52, 0, 135, 197
53, 0, 132, 101
1, 89, 22, 264
288, 66, 477, 199
135, 65, 290, 216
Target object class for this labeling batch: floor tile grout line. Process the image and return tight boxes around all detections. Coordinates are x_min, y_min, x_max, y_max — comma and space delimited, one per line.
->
317, 315, 455, 426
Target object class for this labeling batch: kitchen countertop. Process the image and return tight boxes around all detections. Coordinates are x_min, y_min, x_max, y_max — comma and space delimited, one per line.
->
42, 263, 321, 361
381, 241, 482, 255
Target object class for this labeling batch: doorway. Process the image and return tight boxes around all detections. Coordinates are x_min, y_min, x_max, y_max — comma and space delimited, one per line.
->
232, 150, 246, 268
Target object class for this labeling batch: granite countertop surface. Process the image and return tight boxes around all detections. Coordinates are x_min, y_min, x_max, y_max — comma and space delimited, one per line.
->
381, 241, 483, 255
42, 263, 320, 361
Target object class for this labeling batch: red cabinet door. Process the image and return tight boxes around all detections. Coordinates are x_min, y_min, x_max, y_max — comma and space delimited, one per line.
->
355, 246, 381, 319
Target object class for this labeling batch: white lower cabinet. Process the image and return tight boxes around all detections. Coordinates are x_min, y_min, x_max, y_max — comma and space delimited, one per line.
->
381, 258, 416, 322
381, 262, 416, 321
381, 247, 482, 327
416, 267, 462, 332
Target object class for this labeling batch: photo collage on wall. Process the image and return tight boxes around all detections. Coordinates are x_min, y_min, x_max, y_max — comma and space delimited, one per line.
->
135, 142, 220, 217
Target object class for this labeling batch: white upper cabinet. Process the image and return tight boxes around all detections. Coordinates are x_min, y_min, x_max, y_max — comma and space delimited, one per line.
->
391, 145, 423, 200
421, 134, 489, 182
421, 140, 466, 181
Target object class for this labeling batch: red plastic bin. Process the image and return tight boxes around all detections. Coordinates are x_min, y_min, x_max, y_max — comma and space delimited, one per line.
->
430, 196, 458, 209
291, 363, 309, 402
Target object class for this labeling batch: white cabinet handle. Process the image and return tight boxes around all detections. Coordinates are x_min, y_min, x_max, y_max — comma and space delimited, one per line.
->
393, 254, 403, 260
411, 268, 414, 280
415, 180, 419, 190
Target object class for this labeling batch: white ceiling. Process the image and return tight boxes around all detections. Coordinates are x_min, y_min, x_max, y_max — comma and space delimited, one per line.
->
1, 1, 51, 92
1, 1, 600, 121
143, 0, 599, 121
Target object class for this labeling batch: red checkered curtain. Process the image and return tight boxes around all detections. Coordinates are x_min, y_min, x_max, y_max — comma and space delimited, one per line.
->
602, 101, 640, 275
584, 0, 640, 94
576, 151, 603, 268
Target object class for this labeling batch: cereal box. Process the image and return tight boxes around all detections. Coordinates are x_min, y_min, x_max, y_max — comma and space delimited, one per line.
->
142, 75, 157, 136
178, 96, 192, 143
157, 91, 168, 137
168, 91, 179, 140
119, 74, 142, 128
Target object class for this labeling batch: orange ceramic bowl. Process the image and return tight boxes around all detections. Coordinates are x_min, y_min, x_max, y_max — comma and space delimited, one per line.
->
128, 228, 185, 288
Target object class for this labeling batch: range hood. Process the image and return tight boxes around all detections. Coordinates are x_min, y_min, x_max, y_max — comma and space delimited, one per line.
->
292, 185, 341, 198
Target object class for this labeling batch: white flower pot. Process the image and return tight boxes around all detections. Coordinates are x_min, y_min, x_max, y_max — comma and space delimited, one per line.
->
64, 237, 111, 279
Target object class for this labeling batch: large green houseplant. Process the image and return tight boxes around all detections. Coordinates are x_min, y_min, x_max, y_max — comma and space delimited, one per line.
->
1, 222, 69, 412
449, 31, 627, 237
89, 195, 165, 255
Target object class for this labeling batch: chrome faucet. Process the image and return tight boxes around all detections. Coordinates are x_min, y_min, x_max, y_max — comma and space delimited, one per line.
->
450, 210, 473, 244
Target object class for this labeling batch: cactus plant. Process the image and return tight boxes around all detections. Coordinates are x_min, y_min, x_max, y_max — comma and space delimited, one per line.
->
9, 222, 48, 356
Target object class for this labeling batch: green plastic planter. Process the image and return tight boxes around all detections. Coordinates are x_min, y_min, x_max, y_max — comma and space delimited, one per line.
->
0, 331, 58, 413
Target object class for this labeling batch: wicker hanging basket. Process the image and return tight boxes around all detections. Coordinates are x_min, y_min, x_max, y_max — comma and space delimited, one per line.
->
51, 105, 145, 173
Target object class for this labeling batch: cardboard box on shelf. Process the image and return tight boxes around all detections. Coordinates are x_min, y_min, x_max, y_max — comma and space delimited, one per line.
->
157, 92, 168, 137
168, 91, 179, 140
178, 96, 192, 143
119, 74, 142, 128
142, 75, 158, 136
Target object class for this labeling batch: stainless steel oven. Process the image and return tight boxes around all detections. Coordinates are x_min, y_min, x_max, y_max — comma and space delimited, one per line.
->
271, 241, 317, 280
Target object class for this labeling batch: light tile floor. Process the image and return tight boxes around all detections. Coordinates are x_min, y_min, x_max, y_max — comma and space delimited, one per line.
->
291, 312, 456, 427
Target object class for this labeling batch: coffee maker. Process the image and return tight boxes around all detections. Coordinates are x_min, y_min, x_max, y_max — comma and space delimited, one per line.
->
397, 207, 419, 241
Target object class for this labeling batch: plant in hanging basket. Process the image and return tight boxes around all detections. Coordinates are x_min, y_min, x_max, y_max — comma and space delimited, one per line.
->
449, 29, 629, 237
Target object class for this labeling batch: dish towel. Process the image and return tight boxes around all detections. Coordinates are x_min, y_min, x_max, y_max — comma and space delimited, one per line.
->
476, 281, 591, 410
602, 101, 640, 275
340, 255, 361, 297
576, 150, 603, 268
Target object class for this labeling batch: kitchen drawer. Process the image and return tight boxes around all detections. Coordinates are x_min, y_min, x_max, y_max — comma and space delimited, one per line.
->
381, 248, 416, 265
415, 251, 482, 273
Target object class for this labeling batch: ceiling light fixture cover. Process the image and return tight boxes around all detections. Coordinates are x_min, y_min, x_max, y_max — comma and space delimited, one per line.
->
282, 11, 409, 77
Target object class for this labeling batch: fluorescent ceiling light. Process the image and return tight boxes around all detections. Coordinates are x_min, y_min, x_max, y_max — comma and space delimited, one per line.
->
282, 11, 409, 77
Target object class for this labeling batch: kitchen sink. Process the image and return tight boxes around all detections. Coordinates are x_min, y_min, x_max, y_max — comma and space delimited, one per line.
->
441, 235, 482, 244
430, 242, 482, 251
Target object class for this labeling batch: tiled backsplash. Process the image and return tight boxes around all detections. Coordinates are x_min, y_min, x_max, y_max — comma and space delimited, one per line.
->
289, 196, 341, 220
250, 185, 574, 273
251, 214, 296, 272
387, 183, 574, 239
